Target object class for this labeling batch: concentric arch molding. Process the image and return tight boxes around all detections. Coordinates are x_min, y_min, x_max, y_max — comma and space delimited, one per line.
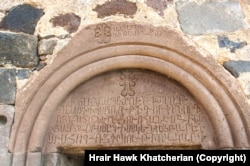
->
9, 22, 250, 164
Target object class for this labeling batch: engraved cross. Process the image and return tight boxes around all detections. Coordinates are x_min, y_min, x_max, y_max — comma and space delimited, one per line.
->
94, 23, 111, 43
119, 70, 136, 97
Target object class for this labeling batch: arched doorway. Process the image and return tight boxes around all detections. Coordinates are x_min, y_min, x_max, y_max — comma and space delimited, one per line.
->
9, 22, 250, 165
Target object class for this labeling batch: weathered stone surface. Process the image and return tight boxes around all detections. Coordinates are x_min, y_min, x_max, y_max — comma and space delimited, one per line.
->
39, 55, 47, 61
223, 61, 250, 77
43, 153, 83, 166
0, 32, 39, 67
0, 105, 14, 153
38, 38, 57, 55
16, 69, 32, 89
93, 0, 137, 18
50, 13, 81, 34
12, 153, 26, 166
146, 0, 167, 16
45, 69, 216, 152
217, 35, 247, 53
224, 61, 250, 104
0, 4, 44, 35
239, 44, 250, 61
42, 153, 60, 166
53, 38, 70, 55
26, 153, 42, 166
238, 73, 250, 103
176, 1, 245, 34
0, 0, 22, 11
0, 12, 5, 22
0, 69, 16, 104
10, 23, 250, 166
35, 62, 47, 71
0, 153, 11, 166
17, 69, 31, 80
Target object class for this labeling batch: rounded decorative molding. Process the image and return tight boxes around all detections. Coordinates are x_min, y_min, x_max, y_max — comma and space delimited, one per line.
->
9, 22, 250, 165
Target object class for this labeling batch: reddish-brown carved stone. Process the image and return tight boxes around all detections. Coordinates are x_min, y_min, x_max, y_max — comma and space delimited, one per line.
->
45, 69, 216, 153
9, 22, 250, 165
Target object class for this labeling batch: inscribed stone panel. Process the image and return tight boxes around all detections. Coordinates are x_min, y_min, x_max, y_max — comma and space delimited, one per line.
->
45, 69, 216, 152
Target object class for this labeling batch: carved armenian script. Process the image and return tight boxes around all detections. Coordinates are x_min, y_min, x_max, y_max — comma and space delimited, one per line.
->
45, 69, 216, 152
94, 23, 172, 44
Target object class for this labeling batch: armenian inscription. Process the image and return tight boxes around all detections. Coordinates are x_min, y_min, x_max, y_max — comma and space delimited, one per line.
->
45, 69, 216, 152
94, 23, 172, 44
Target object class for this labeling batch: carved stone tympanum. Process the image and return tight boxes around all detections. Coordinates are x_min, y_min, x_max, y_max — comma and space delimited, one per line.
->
9, 22, 250, 166
45, 69, 216, 153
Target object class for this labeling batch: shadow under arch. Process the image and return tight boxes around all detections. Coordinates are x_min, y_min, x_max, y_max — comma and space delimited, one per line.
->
9, 22, 250, 165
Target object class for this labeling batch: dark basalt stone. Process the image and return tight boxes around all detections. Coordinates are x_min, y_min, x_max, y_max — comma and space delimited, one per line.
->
0, 4, 44, 35
223, 61, 250, 78
0, 32, 38, 68
0, 68, 16, 104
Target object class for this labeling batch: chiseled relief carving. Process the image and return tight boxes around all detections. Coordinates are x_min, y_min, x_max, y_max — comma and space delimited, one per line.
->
94, 23, 111, 44
119, 70, 136, 97
94, 23, 175, 44
45, 69, 216, 152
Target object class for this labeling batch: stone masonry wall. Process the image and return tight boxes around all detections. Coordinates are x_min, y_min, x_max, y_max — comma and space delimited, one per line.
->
0, 0, 250, 164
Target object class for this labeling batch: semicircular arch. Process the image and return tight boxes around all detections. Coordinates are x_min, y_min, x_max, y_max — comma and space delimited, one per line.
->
10, 23, 250, 165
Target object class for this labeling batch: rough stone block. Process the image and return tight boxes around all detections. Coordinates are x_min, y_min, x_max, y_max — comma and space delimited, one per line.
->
0, 32, 38, 68
17, 69, 31, 80
42, 153, 58, 166
0, 105, 14, 153
43, 153, 83, 166
223, 61, 250, 77
224, 61, 250, 102
0, 153, 12, 166
12, 153, 26, 166
38, 39, 58, 55
50, 13, 81, 34
26, 153, 42, 166
16, 69, 31, 89
176, 1, 245, 34
0, 69, 16, 104
0, 4, 44, 35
